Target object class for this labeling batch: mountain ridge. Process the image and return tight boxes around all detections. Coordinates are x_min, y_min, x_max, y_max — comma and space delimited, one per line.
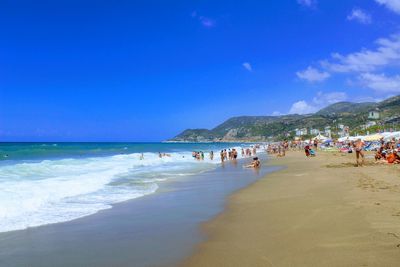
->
168, 95, 400, 142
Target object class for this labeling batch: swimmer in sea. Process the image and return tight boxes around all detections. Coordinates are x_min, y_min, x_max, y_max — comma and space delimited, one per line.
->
244, 157, 260, 168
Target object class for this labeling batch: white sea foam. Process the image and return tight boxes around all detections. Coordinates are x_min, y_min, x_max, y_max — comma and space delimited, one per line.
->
0, 152, 219, 233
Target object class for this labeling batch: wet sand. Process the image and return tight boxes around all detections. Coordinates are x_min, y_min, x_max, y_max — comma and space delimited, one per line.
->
183, 151, 400, 267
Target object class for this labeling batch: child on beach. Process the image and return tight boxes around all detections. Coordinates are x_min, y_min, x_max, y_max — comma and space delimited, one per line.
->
304, 145, 316, 157
304, 145, 310, 157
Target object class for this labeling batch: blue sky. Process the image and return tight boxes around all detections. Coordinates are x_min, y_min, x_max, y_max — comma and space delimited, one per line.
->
1, 0, 400, 141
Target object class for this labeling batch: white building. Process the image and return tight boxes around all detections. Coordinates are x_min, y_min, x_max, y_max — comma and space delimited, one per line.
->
295, 128, 308, 136
368, 109, 380, 120
310, 128, 320, 135
324, 126, 332, 138
338, 126, 350, 137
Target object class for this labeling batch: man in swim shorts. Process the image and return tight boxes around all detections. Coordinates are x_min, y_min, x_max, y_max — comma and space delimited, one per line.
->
354, 138, 365, 166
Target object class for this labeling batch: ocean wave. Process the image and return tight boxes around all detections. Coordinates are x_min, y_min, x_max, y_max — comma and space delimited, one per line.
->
0, 151, 219, 233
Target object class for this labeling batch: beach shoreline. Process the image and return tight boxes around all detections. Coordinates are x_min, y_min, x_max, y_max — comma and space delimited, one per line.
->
182, 150, 400, 267
0, 153, 277, 267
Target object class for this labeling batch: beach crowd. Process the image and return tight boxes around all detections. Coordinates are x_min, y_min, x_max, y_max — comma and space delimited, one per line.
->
268, 136, 400, 167
155, 133, 400, 169
191, 146, 261, 168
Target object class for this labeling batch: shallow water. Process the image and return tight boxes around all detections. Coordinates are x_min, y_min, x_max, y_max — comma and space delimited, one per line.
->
0, 142, 252, 233
0, 153, 279, 267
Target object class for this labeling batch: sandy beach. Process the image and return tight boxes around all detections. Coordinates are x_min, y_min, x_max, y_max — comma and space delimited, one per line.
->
183, 151, 400, 267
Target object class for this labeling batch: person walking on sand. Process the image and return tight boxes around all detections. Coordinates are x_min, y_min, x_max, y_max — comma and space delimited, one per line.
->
354, 138, 365, 166
313, 139, 318, 151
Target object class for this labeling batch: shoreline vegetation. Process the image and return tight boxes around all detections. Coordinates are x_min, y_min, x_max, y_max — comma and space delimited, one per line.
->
182, 150, 400, 267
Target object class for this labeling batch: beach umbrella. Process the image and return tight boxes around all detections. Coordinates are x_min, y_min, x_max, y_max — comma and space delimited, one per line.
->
314, 133, 328, 141
338, 136, 349, 142
347, 135, 367, 141
363, 134, 383, 141
384, 131, 400, 141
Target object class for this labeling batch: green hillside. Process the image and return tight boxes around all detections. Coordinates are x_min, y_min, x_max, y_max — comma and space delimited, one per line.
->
168, 95, 400, 142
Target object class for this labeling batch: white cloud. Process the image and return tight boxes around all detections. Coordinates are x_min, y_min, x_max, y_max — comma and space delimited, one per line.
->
347, 8, 372, 24
312, 91, 348, 105
289, 91, 348, 114
375, 0, 400, 14
242, 62, 252, 72
289, 100, 317, 114
297, 0, 317, 7
272, 111, 283, 116
199, 16, 216, 28
191, 11, 216, 28
358, 72, 400, 93
353, 95, 385, 103
321, 34, 400, 73
296, 66, 330, 82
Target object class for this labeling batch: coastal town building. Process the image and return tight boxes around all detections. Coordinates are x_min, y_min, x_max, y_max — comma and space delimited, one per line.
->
324, 126, 332, 138
295, 128, 308, 136
368, 108, 380, 120
360, 121, 377, 130
338, 126, 350, 137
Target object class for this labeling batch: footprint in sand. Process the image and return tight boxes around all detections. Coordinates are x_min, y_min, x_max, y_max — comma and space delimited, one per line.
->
392, 211, 400, 217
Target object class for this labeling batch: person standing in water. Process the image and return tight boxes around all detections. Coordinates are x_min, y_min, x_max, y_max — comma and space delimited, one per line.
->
220, 150, 225, 162
210, 151, 214, 160
233, 149, 238, 160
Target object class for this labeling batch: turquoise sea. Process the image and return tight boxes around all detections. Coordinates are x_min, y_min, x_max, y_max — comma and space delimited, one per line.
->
0, 142, 253, 233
